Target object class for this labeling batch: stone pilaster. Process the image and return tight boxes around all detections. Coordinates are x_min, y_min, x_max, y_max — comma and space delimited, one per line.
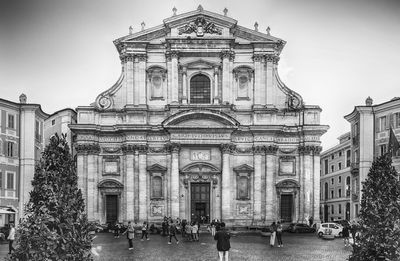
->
122, 144, 136, 221
220, 143, 235, 221
265, 54, 279, 107
253, 54, 265, 107
137, 54, 147, 105
137, 144, 148, 221
312, 146, 322, 223
134, 149, 140, 222
299, 145, 313, 223
181, 67, 187, 104
169, 143, 181, 219
75, 144, 88, 206
221, 51, 234, 104
133, 55, 140, 105
166, 51, 179, 104
213, 67, 219, 104
253, 146, 264, 222
120, 54, 134, 105
265, 145, 278, 223
83, 144, 100, 221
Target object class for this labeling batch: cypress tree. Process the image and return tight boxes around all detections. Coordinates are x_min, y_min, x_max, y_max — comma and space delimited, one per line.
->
349, 154, 400, 261
10, 134, 92, 260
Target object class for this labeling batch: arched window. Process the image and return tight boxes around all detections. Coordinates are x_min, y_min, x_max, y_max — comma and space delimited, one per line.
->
190, 74, 211, 104
324, 182, 328, 200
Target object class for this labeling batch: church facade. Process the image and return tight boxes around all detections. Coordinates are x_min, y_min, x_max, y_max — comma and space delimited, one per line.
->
70, 6, 328, 226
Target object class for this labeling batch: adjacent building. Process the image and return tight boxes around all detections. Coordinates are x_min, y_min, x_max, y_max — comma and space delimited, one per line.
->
70, 6, 328, 226
344, 97, 400, 220
320, 132, 351, 222
0, 95, 76, 226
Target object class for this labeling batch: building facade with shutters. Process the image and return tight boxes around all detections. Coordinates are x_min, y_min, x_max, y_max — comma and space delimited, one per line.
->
70, 6, 328, 226
344, 97, 400, 220
320, 132, 351, 222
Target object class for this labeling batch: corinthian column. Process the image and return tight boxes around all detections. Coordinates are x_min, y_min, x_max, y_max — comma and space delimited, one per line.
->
122, 144, 136, 221
170, 143, 181, 219
138, 144, 148, 221
265, 145, 278, 223
253, 146, 264, 222
220, 143, 235, 222
299, 145, 312, 223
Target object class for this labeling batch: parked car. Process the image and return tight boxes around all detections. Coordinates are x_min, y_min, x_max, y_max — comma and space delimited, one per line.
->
287, 223, 315, 233
318, 223, 343, 238
333, 220, 350, 228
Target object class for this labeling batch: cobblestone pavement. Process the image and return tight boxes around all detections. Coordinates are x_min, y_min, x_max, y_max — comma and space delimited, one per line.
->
0, 232, 352, 260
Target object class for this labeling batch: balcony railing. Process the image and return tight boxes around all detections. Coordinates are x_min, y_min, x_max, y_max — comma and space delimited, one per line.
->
351, 162, 359, 175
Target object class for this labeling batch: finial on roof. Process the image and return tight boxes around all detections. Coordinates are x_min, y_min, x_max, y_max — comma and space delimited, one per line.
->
266, 26, 271, 35
141, 21, 145, 31
172, 6, 177, 16
254, 22, 259, 32
19, 93, 27, 104
223, 7, 228, 16
365, 96, 373, 106
197, 5, 203, 11
129, 26, 133, 35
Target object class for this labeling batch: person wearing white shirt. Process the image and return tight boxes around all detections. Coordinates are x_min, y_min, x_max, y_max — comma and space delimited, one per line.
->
7, 223, 15, 255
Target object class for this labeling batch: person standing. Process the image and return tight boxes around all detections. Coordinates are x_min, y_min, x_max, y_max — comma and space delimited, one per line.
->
114, 221, 121, 238
168, 220, 179, 244
342, 225, 350, 247
192, 221, 199, 241
214, 222, 230, 261
210, 219, 216, 237
276, 222, 283, 247
7, 223, 15, 255
141, 221, 149, 241
123, 221, 135, 250
270, 222, 277, 247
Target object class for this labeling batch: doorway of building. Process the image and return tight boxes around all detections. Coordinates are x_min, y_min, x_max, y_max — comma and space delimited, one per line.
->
191, 182, 210, 223
280, 194, 293, 222
106, 195, 118, 224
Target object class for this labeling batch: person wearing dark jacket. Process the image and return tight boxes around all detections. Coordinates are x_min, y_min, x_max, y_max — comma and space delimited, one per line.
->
214, 222, 230, 261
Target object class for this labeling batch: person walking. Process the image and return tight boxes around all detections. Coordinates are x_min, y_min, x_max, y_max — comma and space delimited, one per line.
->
270, 222, 277, 247
168, 220, 179, 244
214, 222, 230, 261
276, 221, 283, 247
7, 223, 15, 255
342, 224, 350, 247
141, 221, 149, 241
210, 219, 216, 237
123, 221, 135, 250
114, 221, 121, 238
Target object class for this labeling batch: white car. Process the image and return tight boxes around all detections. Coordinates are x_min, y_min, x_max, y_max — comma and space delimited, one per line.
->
317, 223, 343, 238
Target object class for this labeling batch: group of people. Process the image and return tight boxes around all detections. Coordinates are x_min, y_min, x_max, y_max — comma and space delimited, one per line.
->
269, 221, 284, 248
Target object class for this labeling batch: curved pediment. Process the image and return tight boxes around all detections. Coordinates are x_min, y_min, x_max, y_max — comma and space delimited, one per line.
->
276, 179, 300, 189
181, 162, 220, 174
98, 179, 124, 189
162, 109, 240, 128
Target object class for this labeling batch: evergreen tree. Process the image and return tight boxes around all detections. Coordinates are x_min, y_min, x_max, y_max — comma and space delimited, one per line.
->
10, 134, 92, 260
349, 154, 400, 261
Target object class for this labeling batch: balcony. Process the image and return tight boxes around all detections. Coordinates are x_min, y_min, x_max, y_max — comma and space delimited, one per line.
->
351, 162, 359, 175
352, 193, 359, 201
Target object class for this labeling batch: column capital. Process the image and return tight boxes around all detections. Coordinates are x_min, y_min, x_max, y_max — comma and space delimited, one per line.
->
75, 143, 100, 154
166, 142, 181, 153
298, 145, 321, 155
119, 53, 135, 63
137, 53, 147, 62
220, 50, 235, 61
165, 50, 179, 61
121, 144, 136, 154
264, 145, 278, 155
214, 66, 220, 75
252, 53, 264, 62
253, 145, 265, 155
220, 143, 236, 154
137, 144, 148, 154
265, 54, 280, 64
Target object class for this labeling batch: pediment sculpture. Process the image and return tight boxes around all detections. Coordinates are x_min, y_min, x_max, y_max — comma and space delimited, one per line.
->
178, 17, 222, 37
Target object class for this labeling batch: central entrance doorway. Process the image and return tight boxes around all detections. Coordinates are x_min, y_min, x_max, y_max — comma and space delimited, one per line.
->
280, 194, 293, 222
106, 195, 118, 224
191, 182, 210, 223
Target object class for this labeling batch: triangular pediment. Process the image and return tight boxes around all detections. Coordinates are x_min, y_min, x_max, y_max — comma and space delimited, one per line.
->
114, 6, 283, 44
147, 164, 167, 172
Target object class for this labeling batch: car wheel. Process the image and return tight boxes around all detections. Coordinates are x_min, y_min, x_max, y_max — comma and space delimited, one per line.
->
318, 232, 323, 238
339, 232, 343, 237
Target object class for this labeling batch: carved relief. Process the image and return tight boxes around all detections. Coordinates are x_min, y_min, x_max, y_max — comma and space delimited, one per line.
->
190, 150, 211, 161
151, 205, 164, 216
102, 147, 121, 154
237, 203, 251, 215
178, 17, 222, 37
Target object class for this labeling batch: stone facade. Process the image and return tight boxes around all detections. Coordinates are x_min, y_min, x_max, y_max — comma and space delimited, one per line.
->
320, 132, 351, 222
70, 6, 328, 226
344, 97, 400, 220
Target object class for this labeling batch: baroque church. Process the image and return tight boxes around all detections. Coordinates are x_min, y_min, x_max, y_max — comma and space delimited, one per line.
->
70, 6, 328, 226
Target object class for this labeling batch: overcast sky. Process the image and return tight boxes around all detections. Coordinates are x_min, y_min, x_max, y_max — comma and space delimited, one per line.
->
1, 0, 399, 149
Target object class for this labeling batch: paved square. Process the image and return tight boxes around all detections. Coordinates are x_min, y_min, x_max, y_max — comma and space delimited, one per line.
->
89, 232, 351, 261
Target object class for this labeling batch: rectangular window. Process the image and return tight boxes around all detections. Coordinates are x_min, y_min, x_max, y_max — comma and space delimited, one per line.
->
52, 119, 56, 126
8, 114, 15, 129
6, 172, 14, 189
338, 189, 342, 198
331, 190, 334, 199
331, 205, 334, 214
324, 159, 328, 174
331, 178, 334, 185
331, 154, 334, 160
7, 142, 14, 157
379, 116, 387, 132
339, 204, 342, 214
338, 162, 342, 170
380, 144, 387, 156
395, 112, 400, 128
339, 151, 342, 157
338, 176, 342, 183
